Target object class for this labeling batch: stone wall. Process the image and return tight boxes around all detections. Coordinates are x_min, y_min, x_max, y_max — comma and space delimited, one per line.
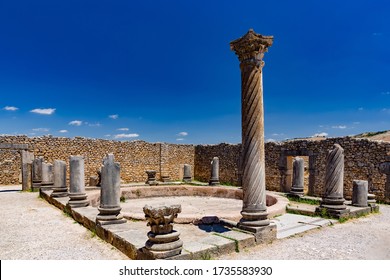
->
0, 136, 194, 185
194, 143, 241, 185
1, 135, 389, 201
194, 138, 390, 201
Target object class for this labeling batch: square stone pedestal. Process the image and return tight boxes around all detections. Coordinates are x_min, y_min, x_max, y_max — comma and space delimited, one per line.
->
238, 223, 277, 244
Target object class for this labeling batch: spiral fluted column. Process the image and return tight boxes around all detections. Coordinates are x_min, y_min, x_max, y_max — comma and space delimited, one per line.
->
317, 144, 349, 217
231, 29, 273, 229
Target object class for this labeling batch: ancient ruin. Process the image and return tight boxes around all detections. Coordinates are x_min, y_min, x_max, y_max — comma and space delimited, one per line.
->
316, 144, 350, 218
96, 154, 126, 225
50, 160, 68, 198
209, 157, 220, 186
290, 157, 305, 197
143, 205, 183, 259
67, 156, 89, 208
145, 170, 158, 186
230, 29, 275, 237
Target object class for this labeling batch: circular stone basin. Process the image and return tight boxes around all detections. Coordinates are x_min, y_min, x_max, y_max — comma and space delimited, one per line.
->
87, 185, 288, 224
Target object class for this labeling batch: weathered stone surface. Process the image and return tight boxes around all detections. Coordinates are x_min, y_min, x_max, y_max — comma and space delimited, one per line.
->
379, 160, 390, 202
290, 157, 304, 196
32, 157, 43, 190
145, 170, 158, 186
143, 204, 182, 259
183, 164, 192, 182
96, 154, 126, 225
231, 29, 272, 228
51, 160, 68, 197
41, 163, 53, 186
209, 157, 220, 186
317, 144, 349, 217
68, 156, 89, 208
352, 180, 368, 207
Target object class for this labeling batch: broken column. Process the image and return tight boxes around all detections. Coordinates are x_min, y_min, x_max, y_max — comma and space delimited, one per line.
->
51, 160, 68, 197
290, 157, 304, 197
96, 154, 126, 225
143, 204, 183, 259
21, 150, 34, 191
317, 144, 350, 218
41, 163, 54, 188
183, 164, 192, 183
231, 29, 274, 232
67, 156, 89, 208
209, 157, 220, 186
379, 156, 390, 203
32, 157, 43, 190
145, 170, 158, 186
352, 180, 368, 207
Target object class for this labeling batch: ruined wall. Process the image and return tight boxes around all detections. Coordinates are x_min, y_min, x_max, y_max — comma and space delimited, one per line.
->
194, 143, 241, 185
160, 143, 195, 181
1, 135, 389, 201
0, 136, 194, 185
194, 138, 390, 201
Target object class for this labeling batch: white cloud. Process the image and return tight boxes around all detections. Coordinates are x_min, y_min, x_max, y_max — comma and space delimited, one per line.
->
313, 132, 328, 137
109, 114, 119, 120
332, 125, 347, 129
381, 108, 390, 113
381, 91, 390, 95
114, 133, 139, 139
88, 122, 101, 127
117, 128, 129, 131
59, 130, 68, 133
177, 132, 188, 137
32, 128, 49, 132
3, 106, 19, 111
30, 108, 56, 115
266, 138, 276, 143
372, 32, 383, 36
176, 138, 184, 141
69, 120, 83, 126
358, 107, 364, 111
104, 134, 111, 137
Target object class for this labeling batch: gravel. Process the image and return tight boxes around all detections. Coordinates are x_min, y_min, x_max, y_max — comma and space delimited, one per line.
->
0, 186, 128, 260
1, 185, 389, 260
221, 204, 390, 260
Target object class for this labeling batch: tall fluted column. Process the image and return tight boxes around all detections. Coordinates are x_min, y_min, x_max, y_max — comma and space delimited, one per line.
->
231, 29, 273, 228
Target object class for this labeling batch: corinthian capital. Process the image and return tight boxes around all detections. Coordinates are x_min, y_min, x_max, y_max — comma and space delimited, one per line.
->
230, 29, 273, 64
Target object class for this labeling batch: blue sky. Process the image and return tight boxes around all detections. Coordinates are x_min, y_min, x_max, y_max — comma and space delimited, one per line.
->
0, 0, 389, 144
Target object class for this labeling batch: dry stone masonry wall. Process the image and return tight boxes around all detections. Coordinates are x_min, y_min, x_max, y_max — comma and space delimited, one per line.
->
1, 136, 389, 201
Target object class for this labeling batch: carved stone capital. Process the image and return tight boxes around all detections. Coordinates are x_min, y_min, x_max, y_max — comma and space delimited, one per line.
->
143, 205, 181, 234
230, 29, 273, 64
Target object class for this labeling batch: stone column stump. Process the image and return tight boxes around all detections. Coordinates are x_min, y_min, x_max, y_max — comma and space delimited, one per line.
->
32, 157, 43, 191
143, 205, 183, 259
41, 163, 54, 188
67, 156, 89, 208
183, 164, 192, 183
352, 180, 368, 207
316, 144, 350, 218
290, 157, 305, 197
51, 160, 68, 197
209, 157, 220, 186
96, 154, 126, 225
379, 157, 390, 203
145, 170, 158, 186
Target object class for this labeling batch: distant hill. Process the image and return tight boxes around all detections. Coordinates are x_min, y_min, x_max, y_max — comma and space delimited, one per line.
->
353, 130, 390, 142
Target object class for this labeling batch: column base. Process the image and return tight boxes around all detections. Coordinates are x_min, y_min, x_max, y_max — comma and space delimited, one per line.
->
316, 205, 350, 219
67, 192, 89, 208
50, 187, 69, 197
209, 179, 220, 186
96, 206, 126, 225
289, 189, 304, 197
183, 178, 192, 183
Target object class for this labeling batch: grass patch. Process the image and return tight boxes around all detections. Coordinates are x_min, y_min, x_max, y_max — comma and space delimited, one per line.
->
286, 194, 320, 205
120, 196, 126, 203
213, 233, 239, 253
200, 251, 213, 260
